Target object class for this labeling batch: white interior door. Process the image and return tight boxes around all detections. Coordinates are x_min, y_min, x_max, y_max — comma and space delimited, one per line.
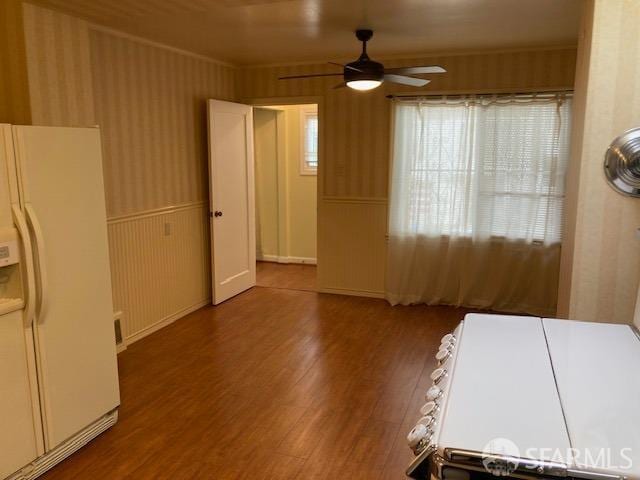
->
207, 99, 256, 304
13, 126, 120, 450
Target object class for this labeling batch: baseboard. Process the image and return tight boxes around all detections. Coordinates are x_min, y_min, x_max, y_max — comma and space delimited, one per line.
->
285, 256, 317, 265
123, 299, 210, 347
319, 287, 385, 299
257, 254, 317, 265
257, 254, 279, 262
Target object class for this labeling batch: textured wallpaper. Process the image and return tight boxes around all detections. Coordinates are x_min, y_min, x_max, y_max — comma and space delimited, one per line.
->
0, 0, 31, 124
23, 2, 95, 126
561, 0, 640, 324
238, 48, 578, 200
23, 3, 237, 217
90, 30, 236, 217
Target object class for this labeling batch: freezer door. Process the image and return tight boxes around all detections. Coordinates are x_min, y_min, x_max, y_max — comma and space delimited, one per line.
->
0, 310, 42, 477
13, 126, 120, 450
0, 126, 43, 477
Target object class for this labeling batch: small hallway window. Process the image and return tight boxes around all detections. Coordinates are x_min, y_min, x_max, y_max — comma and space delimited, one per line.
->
300, 107, 318, 175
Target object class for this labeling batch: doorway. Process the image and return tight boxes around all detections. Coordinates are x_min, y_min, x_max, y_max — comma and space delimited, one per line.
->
253, 104, 318, 292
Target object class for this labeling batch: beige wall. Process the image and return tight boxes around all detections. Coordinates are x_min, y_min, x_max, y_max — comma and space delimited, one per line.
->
557, 3, 594, 319
254, 105, 317, 262
21, 3, 236, 341
559, 0, 640, 324
254, 108, 280, 258
281, 104, 317, 261
239, 48, 577, 296
0, 0, 31, 124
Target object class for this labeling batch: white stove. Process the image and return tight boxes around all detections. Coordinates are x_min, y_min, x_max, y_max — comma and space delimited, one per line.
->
406, 314, 640, 480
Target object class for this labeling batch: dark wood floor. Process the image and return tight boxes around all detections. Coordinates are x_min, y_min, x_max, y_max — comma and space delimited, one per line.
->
41, 284, 474, 479
256, 261, 317, 292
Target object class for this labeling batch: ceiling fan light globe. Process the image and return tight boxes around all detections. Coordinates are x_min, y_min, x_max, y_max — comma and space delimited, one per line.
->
346, 80, 382, 91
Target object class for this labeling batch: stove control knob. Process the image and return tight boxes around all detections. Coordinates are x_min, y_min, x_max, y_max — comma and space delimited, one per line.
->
436, 348, 451, 363
420, 401, 439, 417
431, 367, 447, 384
407, 424, 432, 453
417, 415, 435, 427
441, 333, 456, 344
440, 340, 454, 351
426, 385, 443, 401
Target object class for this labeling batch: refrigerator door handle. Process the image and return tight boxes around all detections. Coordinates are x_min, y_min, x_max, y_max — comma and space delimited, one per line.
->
25, 203, 49, 322
12, 204, 37, 327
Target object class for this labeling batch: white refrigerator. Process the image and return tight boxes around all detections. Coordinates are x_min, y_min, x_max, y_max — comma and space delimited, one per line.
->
0, 125, 120, 480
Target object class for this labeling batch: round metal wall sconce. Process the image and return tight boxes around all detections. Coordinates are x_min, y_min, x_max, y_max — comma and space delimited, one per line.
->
604, 127, 640, 197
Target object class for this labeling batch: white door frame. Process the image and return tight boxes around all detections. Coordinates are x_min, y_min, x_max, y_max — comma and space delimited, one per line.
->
244, 96, 323, 274
252, 107, 288, 263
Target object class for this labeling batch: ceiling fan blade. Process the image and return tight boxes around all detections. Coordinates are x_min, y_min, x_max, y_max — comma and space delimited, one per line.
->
278, 73, 343, 80
333, 82, 347, 89
384, 74, 430, 87
328, 61, 362, 73
384, 66, 446, 75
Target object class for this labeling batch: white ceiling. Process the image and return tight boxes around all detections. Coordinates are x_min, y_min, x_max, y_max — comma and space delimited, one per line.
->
29, 0, 583, 65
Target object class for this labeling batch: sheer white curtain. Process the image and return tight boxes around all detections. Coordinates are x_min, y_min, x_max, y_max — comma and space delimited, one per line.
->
386, 94, 572, 315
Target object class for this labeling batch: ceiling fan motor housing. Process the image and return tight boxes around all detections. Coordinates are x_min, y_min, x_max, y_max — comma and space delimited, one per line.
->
277, 28, 445, 90
346, 29, 384, 83
345, 59, 384, 83
355, 29, 373, 43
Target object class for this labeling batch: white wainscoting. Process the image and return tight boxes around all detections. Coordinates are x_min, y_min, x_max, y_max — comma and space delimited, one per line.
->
107, 198, 388, 344
107, 202, 211, 344
317, 197, 388, 299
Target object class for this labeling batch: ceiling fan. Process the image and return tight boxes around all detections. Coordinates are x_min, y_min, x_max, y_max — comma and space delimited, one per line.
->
278, 29, 446, 92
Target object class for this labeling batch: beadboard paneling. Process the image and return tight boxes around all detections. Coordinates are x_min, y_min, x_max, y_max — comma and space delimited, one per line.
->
90, 28, 236, 217
22, 2, 95, 126
317, 199, 387, 297
107, 203, 210, 341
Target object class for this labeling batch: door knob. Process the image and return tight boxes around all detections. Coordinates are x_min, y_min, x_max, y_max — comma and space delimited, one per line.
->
214, 211, 223, 217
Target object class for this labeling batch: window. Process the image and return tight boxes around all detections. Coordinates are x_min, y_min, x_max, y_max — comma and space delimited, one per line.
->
300, 108, 318, 175
389, 94, 572, 245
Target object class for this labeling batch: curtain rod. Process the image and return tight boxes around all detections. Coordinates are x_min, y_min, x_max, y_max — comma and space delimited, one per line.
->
386, 90, 574, 100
